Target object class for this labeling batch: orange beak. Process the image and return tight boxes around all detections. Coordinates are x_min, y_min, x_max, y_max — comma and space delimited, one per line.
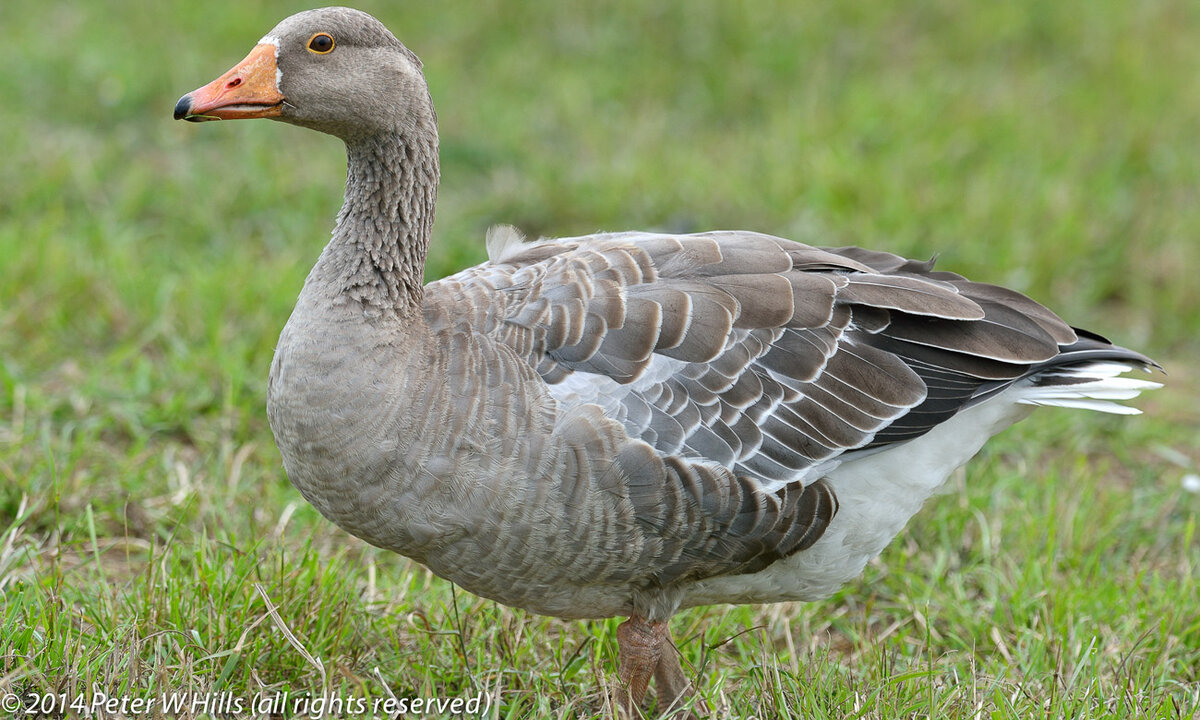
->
174, 43, 285, 122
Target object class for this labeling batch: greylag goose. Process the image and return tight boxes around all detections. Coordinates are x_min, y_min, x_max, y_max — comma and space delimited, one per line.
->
174, 7, 1161, 717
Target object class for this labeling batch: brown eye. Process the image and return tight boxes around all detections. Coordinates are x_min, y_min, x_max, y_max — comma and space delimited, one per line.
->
307, 33, 334, 54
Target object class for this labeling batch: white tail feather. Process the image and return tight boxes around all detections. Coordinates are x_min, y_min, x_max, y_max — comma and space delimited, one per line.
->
1017, 362, 1162, 415
1019, 398, 1145, 415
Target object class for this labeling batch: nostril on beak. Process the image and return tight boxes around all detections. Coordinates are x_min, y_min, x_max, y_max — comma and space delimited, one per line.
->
226, 77, 243, 89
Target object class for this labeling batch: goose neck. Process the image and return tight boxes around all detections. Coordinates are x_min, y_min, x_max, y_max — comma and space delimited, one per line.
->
329, 128, 439, 318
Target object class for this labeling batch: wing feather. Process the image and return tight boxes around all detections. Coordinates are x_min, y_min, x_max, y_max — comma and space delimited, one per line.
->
420, 228, 1151, 588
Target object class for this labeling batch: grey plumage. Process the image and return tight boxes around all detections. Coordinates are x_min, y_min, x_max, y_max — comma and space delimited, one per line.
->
175, 7, 1160, 716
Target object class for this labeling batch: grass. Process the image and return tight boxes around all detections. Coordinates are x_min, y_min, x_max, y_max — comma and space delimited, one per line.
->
1, 0, 1198, 717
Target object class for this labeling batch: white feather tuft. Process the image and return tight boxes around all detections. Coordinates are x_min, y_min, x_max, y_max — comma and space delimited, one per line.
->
485, 224, 526, 263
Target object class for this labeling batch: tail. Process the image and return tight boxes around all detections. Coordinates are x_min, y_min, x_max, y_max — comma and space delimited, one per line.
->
1017, 329, 1163, 415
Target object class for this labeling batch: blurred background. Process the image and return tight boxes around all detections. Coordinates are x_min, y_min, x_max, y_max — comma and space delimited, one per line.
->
0, 0, 1196, 714
7, 0, 1194, 492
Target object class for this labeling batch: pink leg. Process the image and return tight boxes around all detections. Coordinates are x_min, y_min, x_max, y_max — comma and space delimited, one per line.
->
614, 616, 664, 717
654, 646, 700, 718
612, 616, 702, 719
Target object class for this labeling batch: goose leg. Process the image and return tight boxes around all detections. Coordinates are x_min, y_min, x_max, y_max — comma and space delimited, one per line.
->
614, 615, 664, 717
613, 616, 701, 719
653, 646, 701, 719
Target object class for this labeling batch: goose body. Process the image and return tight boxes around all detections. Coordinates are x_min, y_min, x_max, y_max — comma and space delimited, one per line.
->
176, 7, 1160, 715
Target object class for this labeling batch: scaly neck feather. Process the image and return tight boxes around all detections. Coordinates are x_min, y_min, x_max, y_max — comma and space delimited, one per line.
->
323, 128, 439, 319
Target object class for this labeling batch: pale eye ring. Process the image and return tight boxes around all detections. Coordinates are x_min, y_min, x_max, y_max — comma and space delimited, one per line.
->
307, 33, 334, 54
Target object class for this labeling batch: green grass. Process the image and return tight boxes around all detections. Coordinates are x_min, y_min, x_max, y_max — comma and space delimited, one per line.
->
2, 0, 1198, 717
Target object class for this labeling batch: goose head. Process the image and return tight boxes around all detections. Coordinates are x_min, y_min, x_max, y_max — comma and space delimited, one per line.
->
173, 6, 434, 141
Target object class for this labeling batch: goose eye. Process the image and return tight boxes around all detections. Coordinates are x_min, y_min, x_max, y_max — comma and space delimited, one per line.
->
307, 33, 334, 54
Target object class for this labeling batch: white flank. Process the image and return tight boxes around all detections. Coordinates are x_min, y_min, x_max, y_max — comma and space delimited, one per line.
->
682, 360, 1158, 609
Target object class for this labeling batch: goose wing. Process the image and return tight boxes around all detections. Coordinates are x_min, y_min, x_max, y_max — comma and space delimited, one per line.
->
421, 228, 1105, 586
429, 229, 1078, 482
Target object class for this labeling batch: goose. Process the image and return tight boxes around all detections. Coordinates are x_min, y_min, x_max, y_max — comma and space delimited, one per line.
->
174, 7, 1161, 717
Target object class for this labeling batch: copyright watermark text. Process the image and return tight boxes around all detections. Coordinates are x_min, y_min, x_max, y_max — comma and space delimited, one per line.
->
2, 689, 491, 717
